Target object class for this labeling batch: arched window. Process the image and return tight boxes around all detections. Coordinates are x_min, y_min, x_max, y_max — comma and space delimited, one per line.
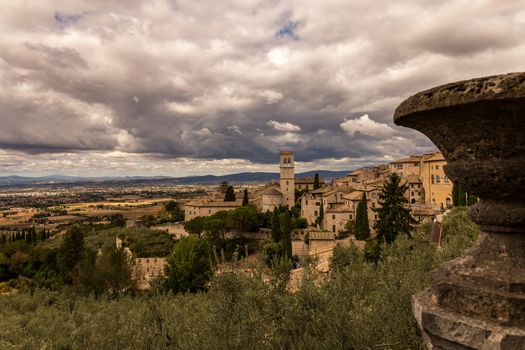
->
411, 198, 416, 204
436, 175, 441, 183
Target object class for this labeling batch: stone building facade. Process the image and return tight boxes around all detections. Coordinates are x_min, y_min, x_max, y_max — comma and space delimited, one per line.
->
184, 200, 242, 221
279, 150, 295, 208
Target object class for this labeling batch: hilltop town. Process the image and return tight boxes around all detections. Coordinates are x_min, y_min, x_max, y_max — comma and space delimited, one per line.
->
186, 150, 452, 228
0, 149, 459, 290
170, 150, 456, 284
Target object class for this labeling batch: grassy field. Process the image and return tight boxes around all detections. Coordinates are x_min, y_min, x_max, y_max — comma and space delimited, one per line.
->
0, 198, 171, 229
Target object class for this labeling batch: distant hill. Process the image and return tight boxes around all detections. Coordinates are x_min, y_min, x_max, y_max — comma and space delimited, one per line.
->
0, 170, 352, 188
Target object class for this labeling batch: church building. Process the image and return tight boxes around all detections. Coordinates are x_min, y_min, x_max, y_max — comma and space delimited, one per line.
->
251, 150, 296, 211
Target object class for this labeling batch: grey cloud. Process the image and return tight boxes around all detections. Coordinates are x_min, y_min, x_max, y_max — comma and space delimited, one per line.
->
0, 0, 524, 173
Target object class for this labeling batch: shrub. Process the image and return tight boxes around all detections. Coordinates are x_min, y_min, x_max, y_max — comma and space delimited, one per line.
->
0, 207, 480, 349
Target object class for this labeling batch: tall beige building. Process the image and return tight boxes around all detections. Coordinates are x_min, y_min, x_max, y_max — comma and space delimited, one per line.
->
280, 150, 295, 208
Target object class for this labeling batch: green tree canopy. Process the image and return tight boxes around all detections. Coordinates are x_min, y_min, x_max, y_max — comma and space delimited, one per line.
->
165, 236, 213, 294
373, 173, 416, 245
164, 201, 185, 222
355, 193, 370, 240
184, 216, 207, 238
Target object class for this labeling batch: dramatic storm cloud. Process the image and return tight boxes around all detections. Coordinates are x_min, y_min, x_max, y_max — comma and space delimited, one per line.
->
1, 0, 524, 176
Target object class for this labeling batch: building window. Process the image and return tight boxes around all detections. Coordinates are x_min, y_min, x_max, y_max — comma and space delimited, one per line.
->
431, 175, 435, 184
374, 215, 378, 220
332, 215, 335, 220
436, 175, 441, 183
436, 165, 439, 169
349, 214, 352, 220
314, 211, 318, 216
444, 176, 449, 183
332, 225, 336, 232
411, 191, 414, 196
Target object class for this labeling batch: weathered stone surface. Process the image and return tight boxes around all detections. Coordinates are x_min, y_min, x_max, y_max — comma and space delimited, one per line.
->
395, 72, 525, 348
429, 232, 525, 327
394, 73, 525, 120
414, 290, 525, 349
395, 73, 525, 232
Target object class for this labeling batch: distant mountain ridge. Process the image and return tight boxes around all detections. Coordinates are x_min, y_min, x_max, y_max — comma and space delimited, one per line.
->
0, 170, 352, 187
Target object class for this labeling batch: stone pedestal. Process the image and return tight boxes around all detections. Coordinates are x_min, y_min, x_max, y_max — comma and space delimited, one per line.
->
394, 73, 525, 349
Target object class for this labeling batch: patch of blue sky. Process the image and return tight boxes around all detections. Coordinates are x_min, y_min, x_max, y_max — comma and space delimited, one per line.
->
276, 21, 299, 41
54, 12, 83, 29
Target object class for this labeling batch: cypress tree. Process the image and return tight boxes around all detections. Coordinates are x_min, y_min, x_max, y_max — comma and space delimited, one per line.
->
30, 227, 37, 243
224, 185, 236, 202
280, 211, 293, 258
373, 173, 416, 244
271, 207, 281, 242
242, 189, 249, 206
315, 201, 324, 229
452, 183, 467, 206
355, 192, 370, 240
313, 173, 320, 190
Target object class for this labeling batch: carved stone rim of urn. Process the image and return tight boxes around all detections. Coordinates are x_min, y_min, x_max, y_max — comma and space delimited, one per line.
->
394, 72, 525, 347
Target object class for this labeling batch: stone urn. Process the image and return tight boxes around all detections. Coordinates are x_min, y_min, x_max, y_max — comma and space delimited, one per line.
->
394, 72, 525, 349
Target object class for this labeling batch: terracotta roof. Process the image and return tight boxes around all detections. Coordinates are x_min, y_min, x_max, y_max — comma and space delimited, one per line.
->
322, 186, 354, 196
261, 187, 283, 196
343, 191, 364, 201
364, 178, 385, 187
421, 152, 445, 162
391, 155, 423, 163
309, 186, 334, 194
252, 183, 280, 199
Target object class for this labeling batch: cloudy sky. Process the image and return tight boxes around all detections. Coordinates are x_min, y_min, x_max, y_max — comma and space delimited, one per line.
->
1, 0, 524, 177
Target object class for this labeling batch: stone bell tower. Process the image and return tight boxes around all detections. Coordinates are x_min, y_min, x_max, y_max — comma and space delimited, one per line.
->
279, 150, 295, 208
